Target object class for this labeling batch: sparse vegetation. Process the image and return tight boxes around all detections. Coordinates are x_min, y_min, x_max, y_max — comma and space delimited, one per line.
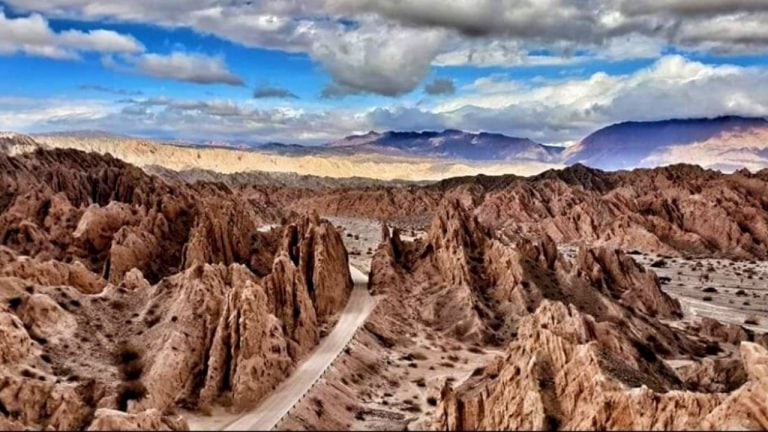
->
116, 381, 147, 411
8, 297, 22, 309
311, 397, 325, 417
114, 341, 146, 411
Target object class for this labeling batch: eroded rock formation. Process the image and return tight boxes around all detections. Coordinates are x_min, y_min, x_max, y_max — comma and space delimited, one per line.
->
270, 164, 768, 259
369, 199, 686, 347
434, 302, 768, 430
0, 141, 353, 430
364, 198, 768, 430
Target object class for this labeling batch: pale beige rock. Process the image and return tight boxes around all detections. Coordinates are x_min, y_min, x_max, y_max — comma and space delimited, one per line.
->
435, 301, 768, 431
87, 408, 188, 431
16, 293, 77, 342
0, 248, 105, 294
73, 202, 141, 252
0, 312, 34, 365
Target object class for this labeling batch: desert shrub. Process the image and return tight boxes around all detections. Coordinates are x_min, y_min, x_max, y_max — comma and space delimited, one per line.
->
144, 315, 161, 328
403, 404, 422, 413
650, 259, 668, 268
631, 339, 658, 362
114, 341, 147, 411
8, 297, 22, 309
427, 396, 438, 406
702, 296, 713, 302
467, 346, 485, 354
545, 415, 561, 431
311, 397, 324, 417
744, 315, 760, 325
115, 342, 141, 366
702, 287, 717, 293
704, 341, 722, 356
116, 381, 147, 411
121, 358, 145, 381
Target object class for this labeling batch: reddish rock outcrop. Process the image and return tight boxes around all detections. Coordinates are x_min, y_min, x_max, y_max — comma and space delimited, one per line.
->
0, 141, 353, 430
434, 301, 768, 431
0, 246, 106, 294
369, 199, 686, 348
575, 247, 681, 319
87, 408, 188, 431
269, 164, 768, 259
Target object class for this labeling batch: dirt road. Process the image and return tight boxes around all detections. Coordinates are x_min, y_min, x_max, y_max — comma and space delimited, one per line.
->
188, 265, 374, 431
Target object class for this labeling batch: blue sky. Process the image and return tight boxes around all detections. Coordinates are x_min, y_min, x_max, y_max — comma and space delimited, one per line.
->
1, 0, 768, 145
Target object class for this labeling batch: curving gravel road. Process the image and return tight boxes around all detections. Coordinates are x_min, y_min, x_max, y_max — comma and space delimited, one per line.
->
188, 265, 374, 431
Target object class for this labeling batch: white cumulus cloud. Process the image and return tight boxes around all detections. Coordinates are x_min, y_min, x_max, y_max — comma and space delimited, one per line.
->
0, 10, 143, 59
132, 52, 244, 86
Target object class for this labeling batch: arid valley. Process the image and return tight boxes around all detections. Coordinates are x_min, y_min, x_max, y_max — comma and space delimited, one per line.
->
4, 1, 768, 429
3, 128, 768, 430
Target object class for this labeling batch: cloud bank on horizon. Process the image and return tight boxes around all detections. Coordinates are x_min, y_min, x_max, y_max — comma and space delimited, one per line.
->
1, 0, 768, 145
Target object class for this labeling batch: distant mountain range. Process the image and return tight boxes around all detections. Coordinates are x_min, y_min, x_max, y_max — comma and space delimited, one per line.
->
281, 115, 768, 171
564, 116, 768, 171
327, 129, 564, 162
25, 115, 768, 174
252, 129, 563, 162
